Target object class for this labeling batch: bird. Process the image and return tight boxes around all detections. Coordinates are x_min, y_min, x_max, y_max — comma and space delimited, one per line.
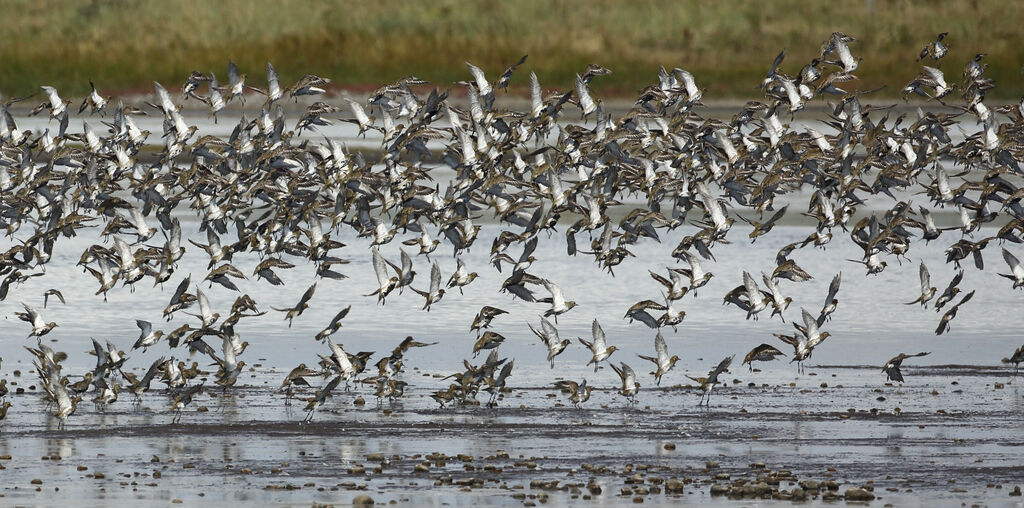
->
470, 306, 508, 335
687, 355, 733, 407
935, 290, 975, 335
609, 362, 640, 403
79, 81, 109, 115
472, 331, 507, 358
742, 343, 786, 372
553, 378, 592, 409
905, 262, 937, 307
365, 247, 399, 304
934, 271, 965, 311
540, 279, 576, 322
132, 320, 164, 351
272, 282, 317, 327
882, 352, 931, 383
411, 260, 445, 311
281, 363, 319, 402
918, 33, 949, 61
998, 248, 1024, 289
303, 376, 341, 422
16, 303, 58, 339
446, 258, 478, 294
776, 308, 831, 373
636, 331, 679, 385
170, 384, 204, 424
578, 319, 617, 372
1002, 345, 1024, 376
42, 289, 66, 309
528, 317, 570, 369
315, 305, 352, 342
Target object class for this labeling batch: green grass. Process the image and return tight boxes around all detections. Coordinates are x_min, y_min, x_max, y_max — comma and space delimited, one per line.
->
3, 0, 1023, 99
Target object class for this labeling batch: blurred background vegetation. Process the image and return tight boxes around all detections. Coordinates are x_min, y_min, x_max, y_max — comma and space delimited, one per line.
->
4, 0, 1022, 99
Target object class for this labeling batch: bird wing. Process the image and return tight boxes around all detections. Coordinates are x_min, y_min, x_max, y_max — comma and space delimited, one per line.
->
574, 74, 595, 114
946, 270, 964, 293
298, 282, 317, 307
529, 72, 542, 117
327, 338, 353, 372
1003, 248, 1024, 280
521, 235, 539, 262
399, 247, 414, 273
153, 82, 176, 113
137, 319, 152, 337
825, 272, 842, 306
592, 319, 606, 349
267, 62, 281, 98
621, 363, 636, 385
423, 261, 437, 295
654, 331, 668, 360
228, 60, 241, 86
543, 279, 566, 309
466, 62, 491, 96
540, 317, 558, 341
743, 271, 763, 304
709, 355, 733, 382
197, 288, 212, 321
372, 247, 388, 287
801, 307, 821, 339
919, 262, 931, 293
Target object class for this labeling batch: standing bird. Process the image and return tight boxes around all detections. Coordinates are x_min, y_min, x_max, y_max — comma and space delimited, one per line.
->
636, 331, 679, 385
687, 355, 733, 407
170, 383, 204, 424
742, 343, 786, 371
303, 376, 341, 422
553, 378, 592, 409
578, 319, 617, 372
882, 352, 930, 382
1002, 345, 1024, 376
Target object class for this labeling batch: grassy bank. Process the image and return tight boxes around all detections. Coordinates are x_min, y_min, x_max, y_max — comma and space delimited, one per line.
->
4, 0, 1023, 99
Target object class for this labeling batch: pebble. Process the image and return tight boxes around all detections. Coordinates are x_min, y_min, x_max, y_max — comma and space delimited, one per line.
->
352, 494, 375, 506
845, 487, 876, 501
665, 478, 684, 493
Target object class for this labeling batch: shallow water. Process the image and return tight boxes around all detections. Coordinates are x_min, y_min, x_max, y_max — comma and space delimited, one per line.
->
3, 200, 1024, 504
1, 367, 1023, 506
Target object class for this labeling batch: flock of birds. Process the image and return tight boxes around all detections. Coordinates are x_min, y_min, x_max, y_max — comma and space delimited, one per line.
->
2, 32, 1024, 427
